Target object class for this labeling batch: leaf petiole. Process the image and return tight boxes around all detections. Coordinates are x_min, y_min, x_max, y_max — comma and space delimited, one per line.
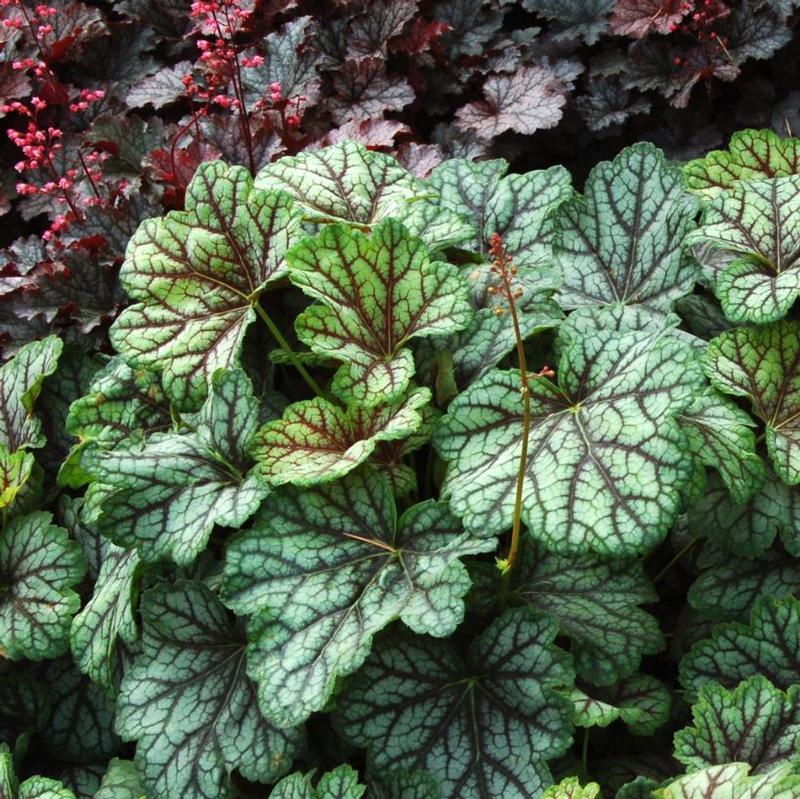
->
252, 301, 338, 404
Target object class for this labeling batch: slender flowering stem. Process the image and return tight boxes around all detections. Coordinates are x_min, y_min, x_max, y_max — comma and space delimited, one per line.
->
487, 234, 554, 605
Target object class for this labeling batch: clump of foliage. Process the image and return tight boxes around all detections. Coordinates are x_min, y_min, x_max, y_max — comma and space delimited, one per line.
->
3, 128, 800, 799
2, 0, 800, 360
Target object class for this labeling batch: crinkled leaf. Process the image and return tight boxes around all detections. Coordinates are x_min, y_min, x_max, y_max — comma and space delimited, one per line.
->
554, 143, 699, 312
255, 142, 469, 250
455, 66, 572, 140
571, 673, 671, 735
674, 676, 800, 774
243, 16, 319, 105
434, 309, 701, 555
222, 469, 493, 728
0, 336, 63, 451
348, 0, 417, 56
126, 62, 191, 109
575, 78, 651, 132
687, 468, 800, 558
83, 369, 268, 564
684, 129, 800, 198
253, 387, 428, 485
609, 0, 690, 37
706, 322, 800, 485
688, 176, 800, 323
268, 764, 365, 799
115, 580, 301, 799
254, 141, 416, 228
336, 607, 575, 799
65, 357, 171, 451
111, 160, 301, 409
0, 511, 85, 661
510, 544, 663, 684
70, 531, 140, 695
681, 596, 800, 693
522, 0, 613, 44
679, 388, 765, 504
39, 658, 120, 764
689, 549, 800, 622
427, 159, 573, 265
330, 57, 414, 124
287, 219, 471, 404
657, 762, 800, 799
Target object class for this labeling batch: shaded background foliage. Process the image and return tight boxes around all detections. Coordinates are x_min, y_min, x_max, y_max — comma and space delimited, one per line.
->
1, 0, 800, 358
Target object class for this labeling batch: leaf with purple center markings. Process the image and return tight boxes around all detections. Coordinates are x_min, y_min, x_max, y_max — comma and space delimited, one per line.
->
706, 322, 800, 485
252, 387, 430, 486
687, 176, 800, 323
110, 160, 301, 410
287, 220, 471, 405
684, 129, 800, 198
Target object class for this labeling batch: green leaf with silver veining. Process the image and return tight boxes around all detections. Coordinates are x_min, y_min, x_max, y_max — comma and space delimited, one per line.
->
83, 369, 268, 564
70, 521, 140, 694
254, 141, 469, 250
687, 468, 800, 558
222, 469, 493, 728
268, 765, 365, 799
689, 548, 800, 622
421, 261, 563, 388
287, 220, 471, 405
657, 763, 800, 799
571, 673, 671, 735
93, 759, 145, 799
0, 336, 62, 451
434, 308, 701, 555
509, 543, 662, 685
110, 161, 301, 410
674, 676, 800, 774
681, 596, 800, 693
684, 129, 800, 198
427, 158, 573, 265
115, 580, 301, 799
679, 388, 765, 504
66, 357, 171, 451
0, 511, 85, 661
335, 607, 575, 799
21, 780, 78, 799
39, 658, 120, 764
553, 143, 698, 312
687, 177, 800, 323
252, 387, 429, 486
706, 322, 800, 485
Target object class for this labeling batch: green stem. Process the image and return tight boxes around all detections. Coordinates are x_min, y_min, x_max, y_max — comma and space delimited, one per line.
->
580, 728, 590, 780
252, 302, 336, 403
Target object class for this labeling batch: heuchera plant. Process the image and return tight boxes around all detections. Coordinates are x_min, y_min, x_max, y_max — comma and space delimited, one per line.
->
4, 129, 800, 799
2, 0, 800, 364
